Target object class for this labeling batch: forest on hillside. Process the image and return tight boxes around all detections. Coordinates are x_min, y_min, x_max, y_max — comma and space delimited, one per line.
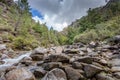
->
0, 0, 120, 50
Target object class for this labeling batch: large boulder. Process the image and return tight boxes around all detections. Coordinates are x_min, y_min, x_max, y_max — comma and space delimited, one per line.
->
84, 64, 102, 78
63, 66, 84, 80
44, 54, 70, 63
30, 47, 47, 61
42, 68, 67, 80
5, 68, 36, 80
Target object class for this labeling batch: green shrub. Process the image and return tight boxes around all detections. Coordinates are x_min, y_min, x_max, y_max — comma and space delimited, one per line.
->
74, 29, 98, 43
13, 35, 39, 50
1, 33, 14, 41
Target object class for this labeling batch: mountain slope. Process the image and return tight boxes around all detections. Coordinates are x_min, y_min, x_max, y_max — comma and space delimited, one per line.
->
63, 0, 120, 44
0, 0, 64, 50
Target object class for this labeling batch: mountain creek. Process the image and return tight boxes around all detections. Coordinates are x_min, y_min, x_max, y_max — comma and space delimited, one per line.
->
0, 35, 120, 80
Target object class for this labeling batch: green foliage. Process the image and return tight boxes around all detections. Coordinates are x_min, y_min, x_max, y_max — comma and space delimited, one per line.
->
74, 29, 98, 43
66, 27, 79, 44
13, 35, 38, 50
63, 1, 120, 44
74, 16, 120, 43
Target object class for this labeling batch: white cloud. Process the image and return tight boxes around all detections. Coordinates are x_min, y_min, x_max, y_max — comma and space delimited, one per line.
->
32, 14, 68, 31
28, 0, 106, 31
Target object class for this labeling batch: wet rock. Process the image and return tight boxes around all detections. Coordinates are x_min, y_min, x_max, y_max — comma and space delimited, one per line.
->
96, 72, 115, 80
44, 54, 70, 63
1, 54, 9, 60
42, 62, 62, 71
19, 56, 32, 66
30, 67, 46, 79
5, 68, 36, 80
84, 64, 102, 78
64, 66, 84, 80
42, 68, 67, 80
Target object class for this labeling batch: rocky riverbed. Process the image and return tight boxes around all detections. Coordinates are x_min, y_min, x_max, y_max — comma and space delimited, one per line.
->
0, 35, 120, 80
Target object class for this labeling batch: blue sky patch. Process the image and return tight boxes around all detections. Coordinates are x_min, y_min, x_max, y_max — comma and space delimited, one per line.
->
30, 8, 44, 20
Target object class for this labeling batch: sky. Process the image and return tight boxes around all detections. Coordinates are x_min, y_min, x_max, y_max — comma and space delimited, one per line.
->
27, 0, 106, 31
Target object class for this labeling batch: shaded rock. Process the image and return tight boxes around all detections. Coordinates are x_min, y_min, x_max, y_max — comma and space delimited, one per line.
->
113, 72, 120, 79
42, 68, 67, 80
96, 72, 115, 80
99, 59, 108, 66
76, 56, 93, 64
73, 43, 84, 48
5, 68, 36, 80
84, 64, 102, 78
63, 49, 80, 54
20, 60, 32, 66
30, 54, 44, 61
64, 66, 84, 80
42, 62, 62, 71
36, 61, 44, 66
44, 54, 70, 63
72, 62, 83, 69
76, 56, 100, 64
20, 56, 32, 66
30, 67, 46, 79
111, 35, 120, 44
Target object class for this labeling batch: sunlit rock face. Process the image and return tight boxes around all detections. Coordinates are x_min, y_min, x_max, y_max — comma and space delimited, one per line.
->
5, 68, 36, 80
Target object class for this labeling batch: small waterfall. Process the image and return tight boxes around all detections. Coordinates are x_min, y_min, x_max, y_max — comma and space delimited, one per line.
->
0, 51, 32, 70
